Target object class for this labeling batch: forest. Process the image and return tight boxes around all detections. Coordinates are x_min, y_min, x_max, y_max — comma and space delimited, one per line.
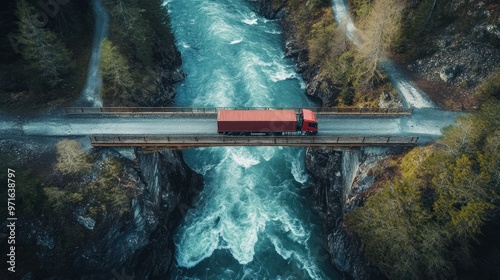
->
0, 0, 177, 109
99, 0, 179, 106
0, 1, 179, 277
0, 0, 93, 110
348, 98, 500, 279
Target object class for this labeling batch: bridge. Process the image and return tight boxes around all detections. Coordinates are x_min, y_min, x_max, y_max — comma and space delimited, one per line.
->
90, 135, 419, 148
0, 107, 457, 149
64, 106, 414, 116
65, 107, 417, 148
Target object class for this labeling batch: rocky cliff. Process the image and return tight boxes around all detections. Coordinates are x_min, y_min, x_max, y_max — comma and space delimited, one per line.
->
1, 5, 199, 276
402, 0, 500, 110
145, 36, 185, 107
0, 139, 202, 280
305, 148, 375, 280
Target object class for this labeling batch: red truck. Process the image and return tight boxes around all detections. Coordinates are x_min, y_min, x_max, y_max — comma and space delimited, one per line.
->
217, 109, 318, 135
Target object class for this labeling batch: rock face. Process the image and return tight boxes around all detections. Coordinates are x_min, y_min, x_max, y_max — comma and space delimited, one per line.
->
405, 0, 500, 108
8, 146, 202, 279
145, 36, 185, 106
305, 148, 384, 280
128, 150, 203, 278
254, 0, 340, 106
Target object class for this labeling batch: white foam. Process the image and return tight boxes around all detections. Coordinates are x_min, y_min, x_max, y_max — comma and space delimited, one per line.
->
241, 12, 259, 26
291, 162, 309, 185
270, 235, 293, 260
260, 147, 275, 162
269, 67, 297, 82
242, 18, 258, 25
294, 253, 327, 280
264, 29, 282, 35
229, 38, 243, 44
175, 214, 221, 268
229, 148, 261, 168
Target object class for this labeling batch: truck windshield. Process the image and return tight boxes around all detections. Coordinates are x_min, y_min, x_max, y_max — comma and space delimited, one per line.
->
308, 123, 317, 128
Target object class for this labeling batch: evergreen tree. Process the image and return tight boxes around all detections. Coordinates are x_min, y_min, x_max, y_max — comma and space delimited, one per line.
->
99, 38, 134, 101
16, 0, 73, 88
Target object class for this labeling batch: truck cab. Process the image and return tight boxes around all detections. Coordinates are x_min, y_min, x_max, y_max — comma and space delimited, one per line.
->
300, 109, 318, 135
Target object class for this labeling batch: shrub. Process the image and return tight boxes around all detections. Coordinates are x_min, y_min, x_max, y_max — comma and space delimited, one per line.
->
55, 140, 93, 175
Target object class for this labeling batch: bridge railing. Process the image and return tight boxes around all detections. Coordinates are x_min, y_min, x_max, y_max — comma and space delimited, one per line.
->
90, 135, 419, 147
66, 107, 413, 115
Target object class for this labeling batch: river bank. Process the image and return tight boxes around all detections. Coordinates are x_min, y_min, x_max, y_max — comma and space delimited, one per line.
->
0, 0, 202, 278
252, 1, 499, 279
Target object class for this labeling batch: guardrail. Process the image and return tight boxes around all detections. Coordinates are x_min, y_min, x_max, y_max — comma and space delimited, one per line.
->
66, 107, 413, 115
90, 135, 419, 148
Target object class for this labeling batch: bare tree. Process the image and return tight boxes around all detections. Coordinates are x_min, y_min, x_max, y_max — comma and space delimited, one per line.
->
355, 0, 405, 87
55, 140, 92, 175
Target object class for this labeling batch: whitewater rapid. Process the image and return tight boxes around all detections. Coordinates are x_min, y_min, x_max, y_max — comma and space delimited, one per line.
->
167, 0, 337, 278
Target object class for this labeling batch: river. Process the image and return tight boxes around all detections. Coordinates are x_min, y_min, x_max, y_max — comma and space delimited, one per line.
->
166, 0, 339, 279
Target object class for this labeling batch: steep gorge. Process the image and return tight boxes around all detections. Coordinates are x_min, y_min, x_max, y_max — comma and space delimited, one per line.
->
253, 0, 499, 279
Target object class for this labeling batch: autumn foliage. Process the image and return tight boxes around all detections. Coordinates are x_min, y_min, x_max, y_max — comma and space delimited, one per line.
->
347, 99, 500, 279
55, 140, 92, 175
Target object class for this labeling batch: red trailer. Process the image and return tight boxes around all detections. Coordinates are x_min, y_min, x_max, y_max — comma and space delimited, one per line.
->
217, 109, 318, 135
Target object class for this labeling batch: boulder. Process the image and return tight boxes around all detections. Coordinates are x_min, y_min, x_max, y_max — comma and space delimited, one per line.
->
439, 66, 457, 82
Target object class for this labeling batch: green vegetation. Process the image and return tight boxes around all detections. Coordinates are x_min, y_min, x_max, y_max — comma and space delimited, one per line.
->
49, 147, 133, 219
0, 0, 178, 109
477, 69, 500, 100
354, 0, 404, 87
396, 0, 452, 59
275, 0, 403, 106
100, 0, 178, 106
347, 99, 500, 279
16, 0, 74, 88
100, 39, 134, 103
349, 0, 373, 20
55, 140, 93, 175
0, 161, 43, 218
44, 151, 134, 250
0, 0, 93, 110
85, 158, 133, 218
0, 141, 135, 253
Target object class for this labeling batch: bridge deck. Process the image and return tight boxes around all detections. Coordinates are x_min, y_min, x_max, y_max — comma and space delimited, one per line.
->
66, 107, 413, 115
90, 135, 419, 148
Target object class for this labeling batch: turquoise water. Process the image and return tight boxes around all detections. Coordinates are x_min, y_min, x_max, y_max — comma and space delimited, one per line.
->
166, 0, 339, 279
